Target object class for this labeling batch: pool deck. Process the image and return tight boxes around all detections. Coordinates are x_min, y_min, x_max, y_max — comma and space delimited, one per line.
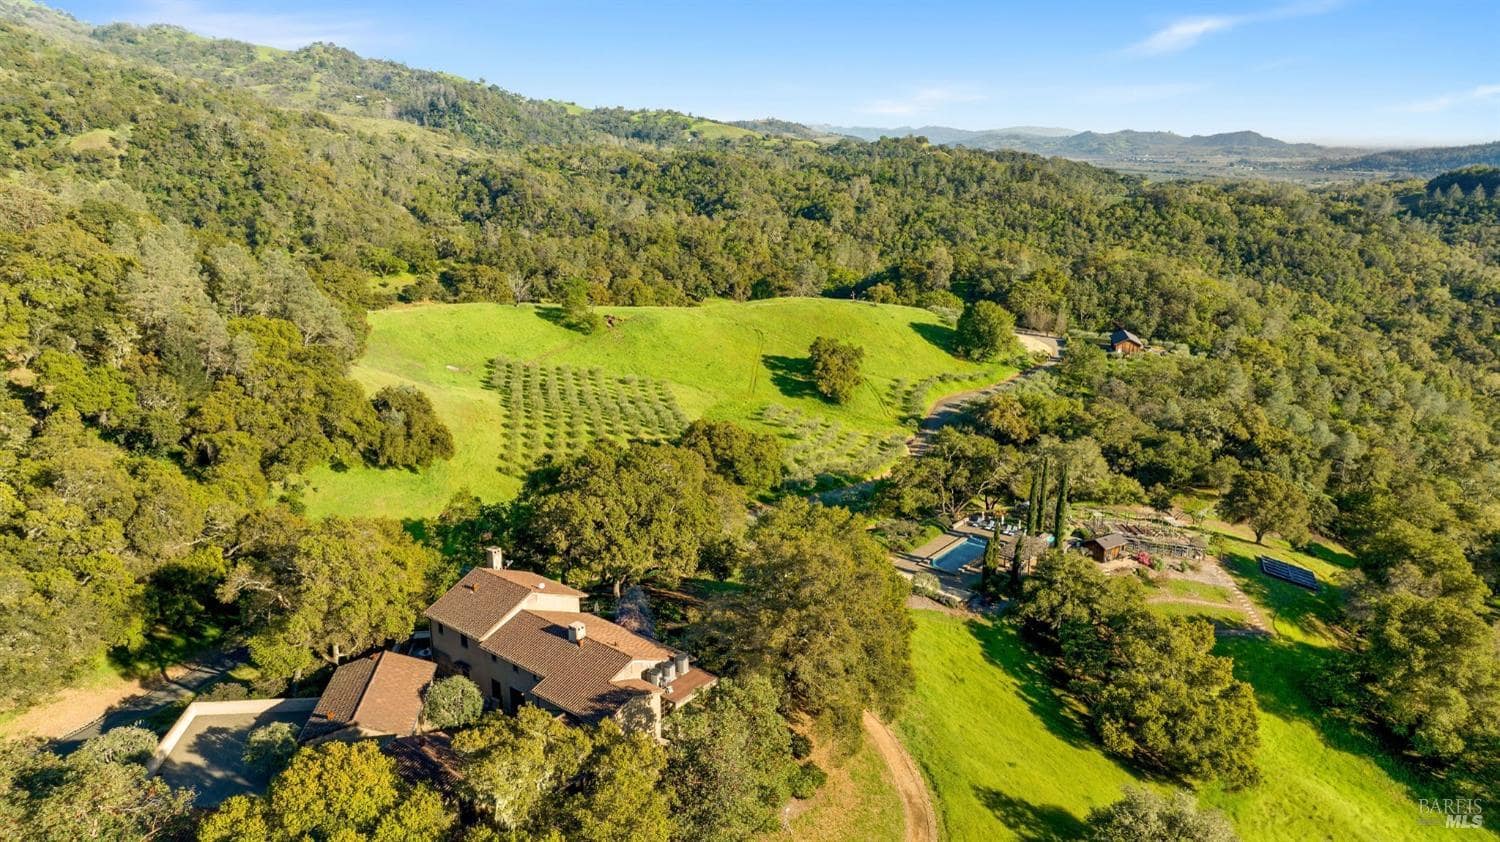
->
894, 526, 993, 598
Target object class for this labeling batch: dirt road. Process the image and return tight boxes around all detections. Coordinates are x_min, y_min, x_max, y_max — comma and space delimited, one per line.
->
909, 333, 1062, 457
862, 710, 939, 842
1, 650, 245, 753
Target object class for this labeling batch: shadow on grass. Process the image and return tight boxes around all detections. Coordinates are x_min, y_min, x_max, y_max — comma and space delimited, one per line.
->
762, 354, 821, 400
105, 558, 241, 680
973, 786, 1088, 841
1218, 550, 1343, 641
1217, 633, 1493, 807
533, 304, 569, 328
966, 619, 1095, 751
909, 321, 957, 355
1302, 541, 1359, 570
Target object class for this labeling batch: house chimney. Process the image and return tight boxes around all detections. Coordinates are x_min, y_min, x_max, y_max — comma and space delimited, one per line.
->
673, 652, 690, 676
484, 547, 506, 569
567, 621, 587, 644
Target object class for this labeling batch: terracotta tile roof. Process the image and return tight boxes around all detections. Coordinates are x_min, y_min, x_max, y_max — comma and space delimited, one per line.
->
532, 640, 650, 721
424, 568, 587, 640
302, 655, 376, 739
426, 568, 708, 722
529, 611, 674, 661
663, 666, 718, 705
382, 733, 463, 801
424, 569, 531, 639
301, 651, 436, 741
488, 568, 587, 597
479, 611, 668, 721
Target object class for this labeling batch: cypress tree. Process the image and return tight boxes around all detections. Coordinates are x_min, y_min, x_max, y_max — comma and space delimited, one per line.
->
981, 520, 1003, 594
1026, 469, 1041, 533
1034, 458, 1050, 534
1053, 462, 1069, 540
1010, 528, 1027, 593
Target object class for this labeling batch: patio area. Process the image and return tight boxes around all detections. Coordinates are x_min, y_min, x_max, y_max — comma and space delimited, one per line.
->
152, 698, 315, 806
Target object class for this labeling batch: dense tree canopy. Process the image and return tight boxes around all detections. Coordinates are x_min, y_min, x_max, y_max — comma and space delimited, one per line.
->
198, 740, 452, 842
452, 707, 671, 841
663, 675, 796, 842
1, 728, 194, 842
514, 441, 742, 597
368, 385, 455, 470
707, 499, 913, 744
0, 3, 1497, 833
1020, 552, 1261, 788
1220, 469, 1309, 544
953, 299, 1020, 361
218, 516, 440, 680
678, 419, 784, 493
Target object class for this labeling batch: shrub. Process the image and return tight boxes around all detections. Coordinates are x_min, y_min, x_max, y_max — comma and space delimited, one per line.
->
789, 732, 813, 761
1086, 786, 1238, 841
197, 681, 251, 702
911, 571, 963, 607
77, 726, 158, 766
788, 761, 827, 799
242, 721, 299, 776
423, 675, 484, 730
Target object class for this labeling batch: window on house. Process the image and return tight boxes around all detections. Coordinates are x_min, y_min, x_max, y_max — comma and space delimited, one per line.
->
435, 623, 444, 635
459, 634, 469, 649
489, 653, 496, 663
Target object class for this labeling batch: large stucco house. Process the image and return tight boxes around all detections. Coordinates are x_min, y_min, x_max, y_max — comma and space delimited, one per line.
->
423, 550, 716, 738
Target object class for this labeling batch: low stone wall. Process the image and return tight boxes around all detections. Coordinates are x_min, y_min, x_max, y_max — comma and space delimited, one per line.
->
148, 697, 318, 775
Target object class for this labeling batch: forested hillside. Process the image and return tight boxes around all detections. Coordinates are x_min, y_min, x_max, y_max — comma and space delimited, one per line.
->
1332, 140, 1500, 175
0, 1, 1497, 831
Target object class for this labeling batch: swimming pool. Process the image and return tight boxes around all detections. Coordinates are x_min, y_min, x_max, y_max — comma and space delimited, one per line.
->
930, 536, 988, 573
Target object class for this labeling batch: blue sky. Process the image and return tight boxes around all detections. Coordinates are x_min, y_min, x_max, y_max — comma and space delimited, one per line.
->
51, 0, 1500, 145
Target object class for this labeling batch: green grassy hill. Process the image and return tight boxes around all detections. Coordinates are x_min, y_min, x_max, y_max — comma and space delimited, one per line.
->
899, 602, 1492, 840
901, 526, 1488, 841
300, 299, 1011, 518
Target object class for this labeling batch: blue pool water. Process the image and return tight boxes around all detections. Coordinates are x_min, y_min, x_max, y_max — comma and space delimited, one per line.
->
930, 536, 988, 573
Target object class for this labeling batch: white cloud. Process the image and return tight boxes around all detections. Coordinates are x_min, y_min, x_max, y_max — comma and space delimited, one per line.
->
1077, 82, 1206, 105
128, 0, 386, 51
1398, 84, 1500, 114
859, 86, 986, 116
1130, 16, 1240, 56
1126, 1, 1342, 56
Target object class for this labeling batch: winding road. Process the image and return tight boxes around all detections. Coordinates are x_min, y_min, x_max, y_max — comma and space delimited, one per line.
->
908, 332, 1062, 457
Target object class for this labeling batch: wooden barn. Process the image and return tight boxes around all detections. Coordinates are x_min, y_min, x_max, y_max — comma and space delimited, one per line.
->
1109, 328, 1144, 355
1083, 532, 1130, 563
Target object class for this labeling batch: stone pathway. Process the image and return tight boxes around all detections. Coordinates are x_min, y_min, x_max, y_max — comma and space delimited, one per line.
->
1197, 557, 1272, 636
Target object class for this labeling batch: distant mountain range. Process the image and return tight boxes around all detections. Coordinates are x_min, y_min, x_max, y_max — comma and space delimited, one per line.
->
804, 124, 1500, 181
8, 0, 1494, 183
